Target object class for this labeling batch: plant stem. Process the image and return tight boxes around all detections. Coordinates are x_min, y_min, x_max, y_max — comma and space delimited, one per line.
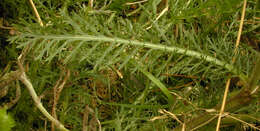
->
27, 34, 247, 81
19, 72, 69, 131
17, 52, 69, 131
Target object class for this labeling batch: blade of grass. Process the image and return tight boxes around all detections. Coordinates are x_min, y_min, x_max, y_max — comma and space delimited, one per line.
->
137, 66, 175, 105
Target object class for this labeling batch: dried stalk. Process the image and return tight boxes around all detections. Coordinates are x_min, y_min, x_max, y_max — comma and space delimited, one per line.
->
216, 0, 248, 130
28, 0, 43, 26
51, 70, 70, 131
82, 105, 101, 131
51, 77, 62, 131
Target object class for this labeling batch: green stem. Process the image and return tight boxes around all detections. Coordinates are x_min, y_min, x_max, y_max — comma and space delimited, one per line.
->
19, 72, 69, 131
26, 34, 246, 81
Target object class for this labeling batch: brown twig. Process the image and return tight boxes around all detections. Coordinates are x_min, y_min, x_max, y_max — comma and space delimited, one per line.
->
51, 69, 70, 131
82, 105, 90, 131
51, 76, 63, 131
82, 105, 102, 131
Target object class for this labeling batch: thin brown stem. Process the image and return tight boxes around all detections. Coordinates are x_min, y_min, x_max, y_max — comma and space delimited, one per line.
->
51, 77, 62, 131
216, 0, 247, 130
51, 70, 70, 131
82, 105, 102, 131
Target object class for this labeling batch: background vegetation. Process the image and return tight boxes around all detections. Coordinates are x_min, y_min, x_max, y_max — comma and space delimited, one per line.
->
0, 0, 259, 130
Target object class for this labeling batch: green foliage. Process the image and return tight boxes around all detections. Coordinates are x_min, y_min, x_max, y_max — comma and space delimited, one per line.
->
0, 108, 15, 131
0, 0, 259, 130
0, 0, 31, 21
109, 0, 135, 12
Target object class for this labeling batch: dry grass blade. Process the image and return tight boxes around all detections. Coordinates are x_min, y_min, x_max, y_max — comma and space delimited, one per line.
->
125, 0, 148, 5
216, 0, 248, 131
251, 85, 259, 94
227, 114, 260, 130
182, 124, 186, 131
29, 0, 43, 26
88, 0, 93, 8
150, 114, 168, 121
161, 109, 186, 131
151, 109, 186, 130
191, 115, 219, 131
159, 109, 183, 124
146, 0, 168, 30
